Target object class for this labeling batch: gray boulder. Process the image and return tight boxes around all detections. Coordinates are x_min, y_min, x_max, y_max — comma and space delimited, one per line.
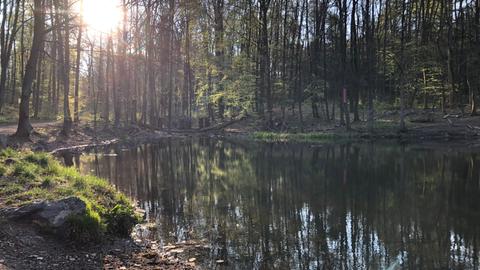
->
3, 197, 86, 234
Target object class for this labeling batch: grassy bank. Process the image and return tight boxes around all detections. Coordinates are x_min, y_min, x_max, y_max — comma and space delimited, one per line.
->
249, 119, 405, 143
252, 131, 356, 143
0, 149, 139, 241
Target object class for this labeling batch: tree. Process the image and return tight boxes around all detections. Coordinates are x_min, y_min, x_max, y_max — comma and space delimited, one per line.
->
2, 0, 478, 135
0, 0, 21, 110
59, 0, 73, 136
74, 0, 83, 123
15, 0, 45, 137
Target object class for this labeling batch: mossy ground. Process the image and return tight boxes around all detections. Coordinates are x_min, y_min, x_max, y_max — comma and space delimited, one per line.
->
0, 148, 140, 241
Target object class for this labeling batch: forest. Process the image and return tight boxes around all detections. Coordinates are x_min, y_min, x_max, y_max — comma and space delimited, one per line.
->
1, 0, 480, 269
0, 0, 478, 137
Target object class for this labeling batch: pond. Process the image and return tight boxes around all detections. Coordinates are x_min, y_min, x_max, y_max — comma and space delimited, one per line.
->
63, 138, 480, 269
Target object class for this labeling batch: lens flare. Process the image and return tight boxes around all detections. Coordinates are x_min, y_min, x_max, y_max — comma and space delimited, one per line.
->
79, 0, 122, 34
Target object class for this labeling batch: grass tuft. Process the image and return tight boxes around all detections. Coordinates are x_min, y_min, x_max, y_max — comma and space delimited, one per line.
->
65, 202, 104, 243
40, 177, 55, 188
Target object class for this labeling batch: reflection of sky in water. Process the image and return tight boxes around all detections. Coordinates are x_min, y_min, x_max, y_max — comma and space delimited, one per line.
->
450, 230, 475, 267
73, 139, 480, 269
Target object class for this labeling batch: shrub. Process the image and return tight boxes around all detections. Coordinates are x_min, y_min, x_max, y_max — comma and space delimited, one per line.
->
65, 206, 103, 243
105, 204, 140, 237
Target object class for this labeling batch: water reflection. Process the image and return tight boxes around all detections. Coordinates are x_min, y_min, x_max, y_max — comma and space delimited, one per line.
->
71, 139, 480, 269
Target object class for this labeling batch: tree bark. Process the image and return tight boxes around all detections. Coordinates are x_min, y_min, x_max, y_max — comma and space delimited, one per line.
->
60, 0, 72, 136
0, 0, 21, 111
15, 0, 45, 137
74, 0, 83, 122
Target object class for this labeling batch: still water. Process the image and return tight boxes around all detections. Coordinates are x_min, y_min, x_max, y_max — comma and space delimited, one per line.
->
66, 138, 480, 269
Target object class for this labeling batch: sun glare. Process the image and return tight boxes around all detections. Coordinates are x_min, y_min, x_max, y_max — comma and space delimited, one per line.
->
79, 0, 122, 34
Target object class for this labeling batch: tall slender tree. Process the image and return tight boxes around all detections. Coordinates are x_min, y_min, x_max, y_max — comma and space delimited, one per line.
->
15, 0, 45, 137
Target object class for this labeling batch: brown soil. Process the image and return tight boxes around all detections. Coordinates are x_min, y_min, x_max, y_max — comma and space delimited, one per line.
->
0, 220, 200, 270
0, 121, 174, 153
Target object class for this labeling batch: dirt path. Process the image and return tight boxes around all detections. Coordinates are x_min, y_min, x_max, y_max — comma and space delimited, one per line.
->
0, 121, 60, 136
0, 120, 174, 155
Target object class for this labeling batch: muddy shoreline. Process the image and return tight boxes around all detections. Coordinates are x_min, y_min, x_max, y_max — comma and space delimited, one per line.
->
3, 113, 480, 154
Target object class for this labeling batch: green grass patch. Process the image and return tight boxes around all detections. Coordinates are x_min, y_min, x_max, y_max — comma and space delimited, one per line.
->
0, 148, 140, 242
252, 131, 353, 143
253, 121, 407, 142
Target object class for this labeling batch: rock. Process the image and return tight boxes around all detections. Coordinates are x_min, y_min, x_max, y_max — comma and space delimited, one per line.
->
5, 197, 86, 236
4, 201, 47, 219
36, 197, 86, 228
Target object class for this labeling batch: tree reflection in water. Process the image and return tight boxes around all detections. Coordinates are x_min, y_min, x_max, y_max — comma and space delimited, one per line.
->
74, 139, 480, 269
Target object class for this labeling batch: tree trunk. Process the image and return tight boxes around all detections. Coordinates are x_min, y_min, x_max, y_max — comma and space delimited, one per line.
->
365, 0, 375, 132
0, 0, 21, 111
60, 0, 72, 136
33, 47, 43, 119
167, 0, 175, 129
15, 0, 45, 137
74, 0, 83, 123
214, 0, 225, 120
399, 0, 407, 131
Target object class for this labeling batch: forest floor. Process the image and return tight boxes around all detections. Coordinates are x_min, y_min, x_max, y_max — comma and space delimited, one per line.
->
0, 108, 479, 151
225, 108, 480, 144
0, 221, 196, 269
0, 121, 175, 153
